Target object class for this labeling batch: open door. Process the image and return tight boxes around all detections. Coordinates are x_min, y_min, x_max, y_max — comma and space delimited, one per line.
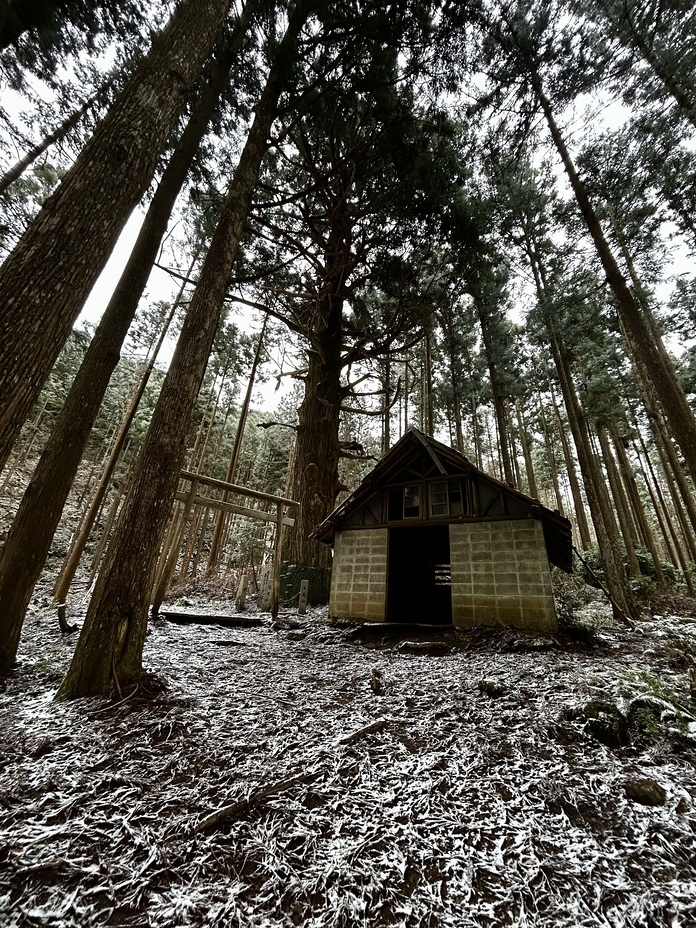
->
387, 526, 452, 625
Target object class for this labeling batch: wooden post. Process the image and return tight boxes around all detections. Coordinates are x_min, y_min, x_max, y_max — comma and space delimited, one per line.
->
235, 573, 247, 611
269, 502, 284, 618
298, 579, 309, 616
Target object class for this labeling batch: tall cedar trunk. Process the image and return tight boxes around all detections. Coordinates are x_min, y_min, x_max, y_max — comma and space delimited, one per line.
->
611, 424, 666, 587
287, 344, 342, 569
596, 423, 641, 577
472, 397, 483, 469
423, 332, 434, 435
206, 313, 268, 576
474, 295, 514, 484
57, 1, 312, 699
515, 398, 538, 498
287, 286, 344, 569
634, 431, 695, 591
537, 391, 565, 516
636, 437, 681, 567
619, 315, 696, 542
651, 425, 696, 562
526, 240, 636, 617
549, 385, 591, 546
531, 71, 696, 484
442, 317, 465, 452
0, 38, 242, 672
549, 324, 637, 620
382, 356, 391, 453
508, 401, 524, 488
0, 0, 232, 473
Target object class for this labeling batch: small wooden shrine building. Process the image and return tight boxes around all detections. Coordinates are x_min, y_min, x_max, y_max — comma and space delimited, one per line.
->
311, 428, 572, 632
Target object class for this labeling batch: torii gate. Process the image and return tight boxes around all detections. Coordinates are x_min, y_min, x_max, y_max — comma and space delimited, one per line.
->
152, 469, 299, 619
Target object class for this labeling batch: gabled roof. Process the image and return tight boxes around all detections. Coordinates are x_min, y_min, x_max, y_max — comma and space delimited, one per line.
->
312, 427, 573, 572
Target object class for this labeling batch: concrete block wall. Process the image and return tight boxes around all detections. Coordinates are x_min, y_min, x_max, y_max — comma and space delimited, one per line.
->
450, 519, 557, 632
329, 529, 387, 622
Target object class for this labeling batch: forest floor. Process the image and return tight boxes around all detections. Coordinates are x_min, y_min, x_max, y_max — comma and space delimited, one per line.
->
1, 584, 696, 928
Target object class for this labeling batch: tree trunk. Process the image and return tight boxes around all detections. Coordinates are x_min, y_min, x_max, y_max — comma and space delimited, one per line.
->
527, 232, 635, 616
634, 431, 695, 592
473, 295, 514, 485
508, 400, 524, 489
0, 0, 233, 473
423, 331, 434, 435
611, 423, 666, 587
531, 70, 696, 485
52, 264, 191, 609
382, 355, 391, 453
596, 423, 641, 577
286, 237, 346, 569
286, 345, 342, 569
206, 313, 268, 576
57, 0, 313, 699
0, 32, 240, 671
472, 396, 483, 469
549, 386, 591, 547
549, 326, 637, 620
537, 390, 565, 516
515, 398, 538, 498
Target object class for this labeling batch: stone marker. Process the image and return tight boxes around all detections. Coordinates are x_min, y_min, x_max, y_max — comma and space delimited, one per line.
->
298, 579, 309, 615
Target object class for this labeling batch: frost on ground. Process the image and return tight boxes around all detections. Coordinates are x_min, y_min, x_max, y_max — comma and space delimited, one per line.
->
1, 596, 696, 928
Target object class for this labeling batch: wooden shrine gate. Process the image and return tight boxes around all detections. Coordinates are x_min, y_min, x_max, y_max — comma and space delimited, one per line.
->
152, 469, 299, 618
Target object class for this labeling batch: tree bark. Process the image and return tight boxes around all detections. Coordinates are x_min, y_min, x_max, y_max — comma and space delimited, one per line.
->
0, 29, 241, 671
57, 0, 314, 699
526, 233, 636, 617
537, 390, 565, 516
549, 325, 637, 620
0, 0, 233, 473
286, 231, 346, 568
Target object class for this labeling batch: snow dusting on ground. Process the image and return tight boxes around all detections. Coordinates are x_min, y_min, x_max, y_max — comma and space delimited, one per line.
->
1, 596, 695, 927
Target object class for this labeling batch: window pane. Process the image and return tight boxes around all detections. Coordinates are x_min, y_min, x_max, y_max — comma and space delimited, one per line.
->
403, 485, 420, 518
430, 481, 448, 516
449, 480, 463, 516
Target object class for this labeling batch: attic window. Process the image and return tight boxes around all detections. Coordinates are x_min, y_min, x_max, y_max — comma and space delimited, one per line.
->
430, 479, 464, 517
403, 485, 421, 518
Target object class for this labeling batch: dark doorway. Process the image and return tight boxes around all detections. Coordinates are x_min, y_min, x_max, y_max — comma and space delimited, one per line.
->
387, 526, 452, 625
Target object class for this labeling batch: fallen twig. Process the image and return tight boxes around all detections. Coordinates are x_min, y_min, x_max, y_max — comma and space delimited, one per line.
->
192, 768, 322, 835
335, 718, 387, 746
184, 718, 389, 837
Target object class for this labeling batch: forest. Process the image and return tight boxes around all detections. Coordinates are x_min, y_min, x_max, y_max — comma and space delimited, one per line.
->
0, 1, 696, 925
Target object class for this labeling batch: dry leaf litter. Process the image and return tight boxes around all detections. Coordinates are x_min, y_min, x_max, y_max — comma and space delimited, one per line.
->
1, 592, 696, 928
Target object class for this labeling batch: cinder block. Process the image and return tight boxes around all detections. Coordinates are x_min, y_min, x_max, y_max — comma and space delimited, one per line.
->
494, 571, 518, 585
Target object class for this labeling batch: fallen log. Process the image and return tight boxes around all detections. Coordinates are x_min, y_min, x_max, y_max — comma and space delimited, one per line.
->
157, 610, 263, 629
